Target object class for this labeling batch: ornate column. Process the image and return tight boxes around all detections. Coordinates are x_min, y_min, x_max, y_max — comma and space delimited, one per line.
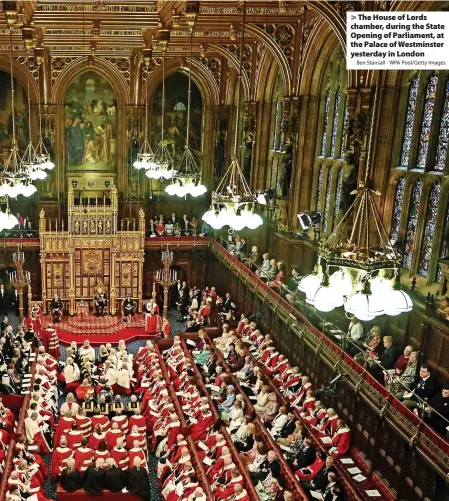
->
68, 248, 75, 315
110, 250, 117, 315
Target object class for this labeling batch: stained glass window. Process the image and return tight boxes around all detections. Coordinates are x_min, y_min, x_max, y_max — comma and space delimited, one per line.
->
435, 80, 449, 171
400, 76, 420, 167
418, 183, 441, 277
316, 166, 323, 211
437, 206, 449, 282
417, 74, 438, 168
333, 167, 343, 229
390, 177, 406, 242
402, 179, 423, 269
340, 105, 349, 159
330, 88, 341, 157
321, 89, 331, 157
322, 170, 333, 233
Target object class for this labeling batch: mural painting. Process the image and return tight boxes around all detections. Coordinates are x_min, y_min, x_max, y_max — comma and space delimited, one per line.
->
64, 71, 117, 172
0, 70, 29, 154
150, 72, 203, 166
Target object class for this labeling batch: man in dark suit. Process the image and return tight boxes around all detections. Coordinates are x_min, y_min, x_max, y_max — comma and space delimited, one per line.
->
323, 481, 344, 501
169, 212, 177, 225
301, 455, 336, 492
276, 411, 296, 441
288, 436, 315, 470
368, 335, 397, 378
223, 292, 232, 312
180, 214, 189, 235
250, 450, 281, 483
400, 363, 437, 410
1, 315, 9, 332
0, 285, 7, 315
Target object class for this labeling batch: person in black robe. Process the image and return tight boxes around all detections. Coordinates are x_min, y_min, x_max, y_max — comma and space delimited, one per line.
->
126, 457, 150, 498
0, 285, 8, 315
104, 458, 127, 493
83, 458, 106, 495
60, 459, 82, 492
50, 295, 63, 323
1, 315, 9, 332
123, 294, 135, 321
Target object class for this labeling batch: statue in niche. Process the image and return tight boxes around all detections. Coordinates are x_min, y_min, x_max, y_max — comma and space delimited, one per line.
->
74, 221, 80, 234
340, 153, 358, 214
105, 220, 111, 234
214, 131, 226, 178
98, 220, 103, 234
281, 136, 293, 198
90, 219, 96, 234
82, 221, 88, 234
243, 133, 254, 183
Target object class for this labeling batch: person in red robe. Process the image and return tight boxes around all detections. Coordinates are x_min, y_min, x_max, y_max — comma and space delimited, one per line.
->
66, 423, 84, 450
93, 441, 110, 462
314, 409, 339, 437
328, 420, 351, 457
88, 424, 106, 450
30, 303, 42, 335
53, 416, 76, 448
213, 468, 244, 499
75, 379, 95, 401
145, 302, 161, 337
105, 422, 124, 450
50, 436, 73, 481
74, 438, 94, 472
161, 317, 171, 338
128, 441, 147, 472
75, 408, 92, 438
110, 438, 129, 470
24, 412, 52, 454
129, 408, 146, 434
126, 426, 146, 450
14, 438, 48, 478
90, 411, 110, 432
230, 485, 250, 501
43, 324, 60, 359
190, 406, 214, 442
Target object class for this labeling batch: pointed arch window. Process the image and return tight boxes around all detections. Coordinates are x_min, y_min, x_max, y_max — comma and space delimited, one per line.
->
435, 80, 449, 171
390, 177, 406, 242
333, 166, 343, 229
417, 74, 438, 168
400, 76, 420, 167
340, 105, 349, 159
320, 89, 331, 157
330, 88, 341, 157
402, 179, 423, 269
316, 166, 324, 211
418, 183, 441, 277
438, 205, 449, 281
322, 170, 333, 233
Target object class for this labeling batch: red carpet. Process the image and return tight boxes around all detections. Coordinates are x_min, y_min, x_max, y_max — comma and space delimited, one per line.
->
41, 313, 153, 345
57, 327, 152, 345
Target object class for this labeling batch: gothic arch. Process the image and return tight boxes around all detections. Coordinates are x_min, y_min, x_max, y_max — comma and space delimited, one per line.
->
246, 24, 291, 96
254, 48, 275, 102
143, 57, 219, 108
51, 56, 130, 105
0, 58, 39, 103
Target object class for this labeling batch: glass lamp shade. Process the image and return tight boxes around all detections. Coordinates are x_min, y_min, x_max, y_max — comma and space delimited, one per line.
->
5, 210, 18, 229
165, 183, 179, 196
145, 168, 160, 179
42, 159, 55, 170
307, 285, 344, 312
329, 269, 353, 297
0, 182, 10, 197
20, 183, 37, 197
0, 210, 8, 231
370, 275, 389, 295
133, 160, 145, 170
344, 291, 385, 321
190, 182, 207, 197
29, 169, 47, 181
202, 208, 222, 229
229, 214, 246, 231
382, 289, 413, 316
297, 273, 321, 298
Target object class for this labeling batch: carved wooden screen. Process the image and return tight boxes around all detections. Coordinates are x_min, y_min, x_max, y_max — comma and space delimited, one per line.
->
75, 248, 111, 299
115, 260, 139, 299
45, 259, 70, 300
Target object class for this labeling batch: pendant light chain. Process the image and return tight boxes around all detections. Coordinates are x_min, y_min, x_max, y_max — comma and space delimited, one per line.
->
9, 28, 17, 151
186, 27, 193, 150
233, 0, 246, 159
161, 51, 166, 146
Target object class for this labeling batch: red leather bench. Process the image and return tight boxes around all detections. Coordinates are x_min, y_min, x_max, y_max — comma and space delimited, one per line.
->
56, 485, 142, 501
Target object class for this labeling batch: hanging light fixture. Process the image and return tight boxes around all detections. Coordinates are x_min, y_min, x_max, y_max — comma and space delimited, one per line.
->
165, 24, 206, 198
202, 0, 262, 231
32, 49, 54, 171
134, 48, 157, 173
300, 83, 412, 319
0, 26, 37, 198
22, 50, 47, 182
147, 37, 176, 180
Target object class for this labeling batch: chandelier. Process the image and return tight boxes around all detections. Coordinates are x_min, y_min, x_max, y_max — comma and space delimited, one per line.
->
202, 0, 262, 231
0, 28, 37, 198
133, 49, 157, 173
298, 85, 412, 320
165, 25, 206, 198
146, 41, 176, 180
